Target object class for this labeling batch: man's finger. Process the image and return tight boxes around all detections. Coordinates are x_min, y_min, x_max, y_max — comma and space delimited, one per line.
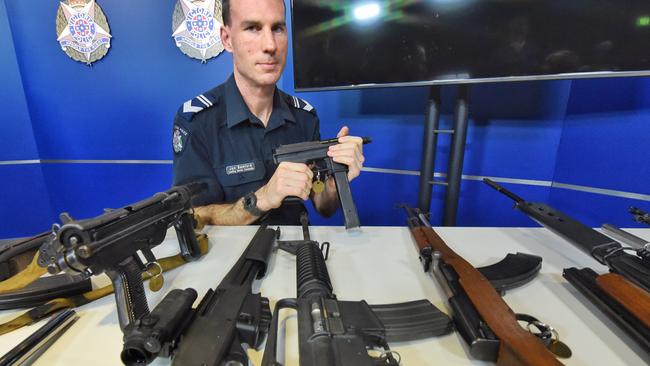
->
278, 162, 313, 176
337, 135, 362, 145
336, 126, 349, 139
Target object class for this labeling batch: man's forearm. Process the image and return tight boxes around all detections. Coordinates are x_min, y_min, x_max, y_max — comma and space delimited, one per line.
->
194, 198, 259, 225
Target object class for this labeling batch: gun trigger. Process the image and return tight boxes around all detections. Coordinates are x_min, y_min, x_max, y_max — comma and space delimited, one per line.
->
141, 248, 157, 263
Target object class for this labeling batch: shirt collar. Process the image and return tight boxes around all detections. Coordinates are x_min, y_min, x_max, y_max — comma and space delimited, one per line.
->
225, 74, 296, 129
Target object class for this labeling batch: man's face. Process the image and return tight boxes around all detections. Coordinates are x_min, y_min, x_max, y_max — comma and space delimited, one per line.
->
221, 0, 288, 88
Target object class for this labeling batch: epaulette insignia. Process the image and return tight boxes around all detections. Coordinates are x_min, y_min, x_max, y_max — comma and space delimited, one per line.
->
178, 93, 217, 121
288, 94, 315, 113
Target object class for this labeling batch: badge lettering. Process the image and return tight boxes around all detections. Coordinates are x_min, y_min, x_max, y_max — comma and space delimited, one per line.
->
226, 162, 256, 175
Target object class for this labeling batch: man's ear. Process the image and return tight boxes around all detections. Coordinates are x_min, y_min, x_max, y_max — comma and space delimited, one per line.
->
221, 25, 233, 52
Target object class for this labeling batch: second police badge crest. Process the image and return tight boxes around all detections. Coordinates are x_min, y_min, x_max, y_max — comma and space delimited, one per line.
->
172, 0, 224, 62
56, 0, 112, 65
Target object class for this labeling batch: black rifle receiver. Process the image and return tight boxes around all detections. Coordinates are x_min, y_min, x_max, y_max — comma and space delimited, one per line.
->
273, 137, 372, 229
262, 212, 452, 366
37, 183, 206, 331
170, 225, 278, 365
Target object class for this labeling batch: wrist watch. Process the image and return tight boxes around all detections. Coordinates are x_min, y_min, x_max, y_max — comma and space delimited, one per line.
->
243, 192, 267, 216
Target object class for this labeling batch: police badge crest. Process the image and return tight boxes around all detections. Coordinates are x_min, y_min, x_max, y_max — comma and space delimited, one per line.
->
172, 0, 224, 63
173, 125, 188, 154
56, 0, 111, 65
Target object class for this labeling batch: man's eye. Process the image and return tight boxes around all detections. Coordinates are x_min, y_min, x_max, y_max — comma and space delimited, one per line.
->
245, 26, 260, 31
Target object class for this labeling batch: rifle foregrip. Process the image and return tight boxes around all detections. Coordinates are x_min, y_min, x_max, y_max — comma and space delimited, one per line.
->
107, 257, 150, 330
597, 273, 650, 328
296, 243, 332, 299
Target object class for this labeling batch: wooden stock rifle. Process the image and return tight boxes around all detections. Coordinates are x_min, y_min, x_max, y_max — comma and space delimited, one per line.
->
485, 178, 650, 353
404, 205, 564, 366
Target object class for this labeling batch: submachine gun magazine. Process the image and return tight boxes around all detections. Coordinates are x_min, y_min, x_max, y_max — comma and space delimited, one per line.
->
36, 183, 206, 333
403, 206, 564, 364
484, 178, 650, 353
262, 212, 452, 366
272, 137, 372, 230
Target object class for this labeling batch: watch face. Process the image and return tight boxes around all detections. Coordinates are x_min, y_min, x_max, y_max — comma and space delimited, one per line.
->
244, 193, 257, 212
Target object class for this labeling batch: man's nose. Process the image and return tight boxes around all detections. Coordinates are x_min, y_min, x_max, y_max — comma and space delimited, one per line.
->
262, 28, 277, 54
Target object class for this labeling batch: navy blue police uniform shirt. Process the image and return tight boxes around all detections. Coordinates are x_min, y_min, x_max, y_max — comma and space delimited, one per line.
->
172, 75, 320, 225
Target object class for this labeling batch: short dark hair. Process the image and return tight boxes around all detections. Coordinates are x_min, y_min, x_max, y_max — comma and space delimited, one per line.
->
221, 0, 286, 26
222, 0, 231, 26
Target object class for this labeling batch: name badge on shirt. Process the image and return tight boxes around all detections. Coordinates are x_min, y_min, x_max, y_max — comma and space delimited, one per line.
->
226, 162, 256, 175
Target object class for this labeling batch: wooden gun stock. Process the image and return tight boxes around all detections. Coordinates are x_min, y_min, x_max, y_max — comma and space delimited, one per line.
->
414, 226, 562, 366
596, 273, 650, 328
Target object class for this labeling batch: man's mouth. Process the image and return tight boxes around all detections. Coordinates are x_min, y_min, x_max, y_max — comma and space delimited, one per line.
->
258, 61, 278, 69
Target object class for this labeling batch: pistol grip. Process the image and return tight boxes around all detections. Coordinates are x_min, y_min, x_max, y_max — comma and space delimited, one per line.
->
106, 256, 150, 330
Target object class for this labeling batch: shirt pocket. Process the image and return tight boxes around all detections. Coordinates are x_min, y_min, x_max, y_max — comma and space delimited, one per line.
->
215, 159, 266, 187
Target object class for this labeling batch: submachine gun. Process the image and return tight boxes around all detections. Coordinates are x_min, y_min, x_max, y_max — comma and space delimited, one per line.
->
262, 212, 452, 366
36, 183, 206, 332
403, 205, 568, 365
273, 137, 372, 229
120, 225, 278, 365
484, 178, 650, 353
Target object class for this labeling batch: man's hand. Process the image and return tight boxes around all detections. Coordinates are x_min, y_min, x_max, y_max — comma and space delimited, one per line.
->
255, 162, 314, 211
327, 126, 365, 181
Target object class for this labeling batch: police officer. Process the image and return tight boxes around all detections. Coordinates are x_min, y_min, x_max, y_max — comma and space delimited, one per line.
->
172, 0, 365, 225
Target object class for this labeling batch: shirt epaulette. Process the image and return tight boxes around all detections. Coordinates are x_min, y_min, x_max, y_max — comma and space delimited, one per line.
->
177, 92, 219, 121
283, 93, 316, 114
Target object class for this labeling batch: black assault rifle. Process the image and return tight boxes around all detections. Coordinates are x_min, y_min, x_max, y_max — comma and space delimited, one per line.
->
262, 212, 452, 366
485, 178, 650, 353
273, 137, 372, 229
37, 183, 206, 332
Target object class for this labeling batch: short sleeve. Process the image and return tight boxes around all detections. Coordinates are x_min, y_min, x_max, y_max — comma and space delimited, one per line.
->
172, 114, 224, 206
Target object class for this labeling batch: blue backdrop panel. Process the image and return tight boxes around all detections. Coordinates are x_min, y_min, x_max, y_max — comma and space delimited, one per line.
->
549, 189, 649, 229
307, 172, 427, 227
555, 111, 650, 193
2, 0, 650, 235
0, 165, 54, 238
39, 163, 174, 221
5, 0, 235, 160
0, 2, 38, 160
456, 181, 552, 228
548, 77, 650, 228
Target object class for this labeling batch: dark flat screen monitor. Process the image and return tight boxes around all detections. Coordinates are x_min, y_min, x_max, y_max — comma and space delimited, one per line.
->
291, 1, 650, 91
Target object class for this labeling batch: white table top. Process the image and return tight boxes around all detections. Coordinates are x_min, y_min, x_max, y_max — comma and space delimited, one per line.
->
0, 226, 648, 365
